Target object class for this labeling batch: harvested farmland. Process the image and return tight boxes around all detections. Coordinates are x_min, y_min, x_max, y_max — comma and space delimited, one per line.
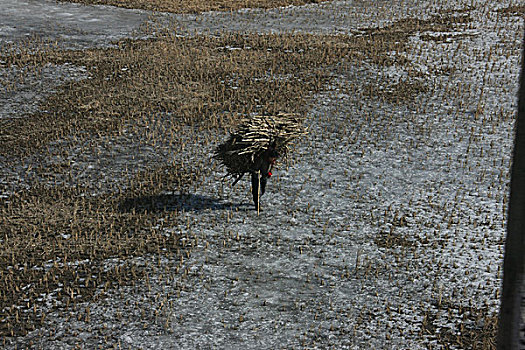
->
59, 0, 331, 13
0, 1, 521, 348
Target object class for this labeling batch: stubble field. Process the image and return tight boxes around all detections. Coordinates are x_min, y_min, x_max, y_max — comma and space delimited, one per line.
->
0, 0, 523, 348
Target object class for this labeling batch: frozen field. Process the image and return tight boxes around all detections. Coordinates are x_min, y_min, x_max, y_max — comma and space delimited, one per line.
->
1, 0, 524, 348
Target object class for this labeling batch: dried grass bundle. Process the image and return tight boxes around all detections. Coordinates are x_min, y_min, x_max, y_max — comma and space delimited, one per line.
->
214, 113, 307, 176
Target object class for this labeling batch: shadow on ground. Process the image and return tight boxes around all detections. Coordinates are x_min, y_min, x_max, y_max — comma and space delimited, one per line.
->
119, 193, 248, 213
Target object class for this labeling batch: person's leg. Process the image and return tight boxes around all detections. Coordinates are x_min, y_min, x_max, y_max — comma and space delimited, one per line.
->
251, 172, 260, 209
260, 176, 267, 196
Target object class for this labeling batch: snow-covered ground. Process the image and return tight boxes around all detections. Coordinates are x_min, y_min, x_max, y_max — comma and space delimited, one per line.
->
2, 0, 523, 348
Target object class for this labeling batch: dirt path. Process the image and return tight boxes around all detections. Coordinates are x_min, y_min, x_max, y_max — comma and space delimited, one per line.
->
2, 0, 523, 348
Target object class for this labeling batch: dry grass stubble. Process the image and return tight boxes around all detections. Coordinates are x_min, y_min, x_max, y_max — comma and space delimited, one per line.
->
58, 0, 330, 13
1, 31, 360, 339
0, 12, 494, 346
1, 32, 356, 160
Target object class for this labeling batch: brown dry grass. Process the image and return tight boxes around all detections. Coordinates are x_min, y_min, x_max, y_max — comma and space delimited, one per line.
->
58, 0, 329, 13
0, 165, 191, 337
420, 303, 498, 349
1, 31, 359, 339
363, 79, 428, 104
497, 5, 525, 18
0, 11, 474, 340
1, 32, 357, 160
0, 14, 469, 160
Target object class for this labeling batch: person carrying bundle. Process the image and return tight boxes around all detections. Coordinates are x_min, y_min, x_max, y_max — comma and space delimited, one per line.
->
213, 113, 307, 212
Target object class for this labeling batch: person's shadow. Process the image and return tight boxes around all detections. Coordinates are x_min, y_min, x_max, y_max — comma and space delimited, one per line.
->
119, 193, 247, 213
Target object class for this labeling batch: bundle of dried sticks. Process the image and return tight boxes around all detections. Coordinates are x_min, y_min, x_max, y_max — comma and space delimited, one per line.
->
214, 113, 307, 177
